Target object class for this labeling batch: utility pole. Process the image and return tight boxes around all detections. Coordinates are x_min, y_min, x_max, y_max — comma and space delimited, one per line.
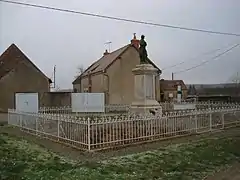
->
104, 41, 112, 52
171, 72, 174, 80
53, 65, 56, 88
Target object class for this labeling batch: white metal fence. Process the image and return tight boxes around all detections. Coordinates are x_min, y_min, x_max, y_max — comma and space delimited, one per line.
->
8, 105, 240, 151
39, 104, 130, 115
160, 101, 240, 112
38, 102, 240, 115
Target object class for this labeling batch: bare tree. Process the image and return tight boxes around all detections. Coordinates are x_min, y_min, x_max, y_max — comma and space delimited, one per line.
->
73, 65, 85, 92
74, 65, 85, 79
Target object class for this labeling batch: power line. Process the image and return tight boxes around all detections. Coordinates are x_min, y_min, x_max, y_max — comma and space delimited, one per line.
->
162, 42, 238, 71
162, 47, 223, 70
174, 43, 240, 74
1, 0, 240, 37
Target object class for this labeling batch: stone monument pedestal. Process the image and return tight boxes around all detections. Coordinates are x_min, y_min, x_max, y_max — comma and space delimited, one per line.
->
131, 64, 162, 115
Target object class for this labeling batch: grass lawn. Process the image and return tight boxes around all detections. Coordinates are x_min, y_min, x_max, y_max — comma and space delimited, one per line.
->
0, 132, 240, 180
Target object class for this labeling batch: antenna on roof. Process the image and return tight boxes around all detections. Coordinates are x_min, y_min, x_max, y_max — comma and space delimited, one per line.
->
104, 41, 112, 53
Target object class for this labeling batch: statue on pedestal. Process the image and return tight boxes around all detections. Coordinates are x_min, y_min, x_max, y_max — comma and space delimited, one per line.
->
139, 35, 149, 64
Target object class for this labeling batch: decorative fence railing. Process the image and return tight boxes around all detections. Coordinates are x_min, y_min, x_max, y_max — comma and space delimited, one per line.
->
160, 101, 240, 112
38, 102, 240, 115
8, 106, 240, 151
39, 104, 130, 115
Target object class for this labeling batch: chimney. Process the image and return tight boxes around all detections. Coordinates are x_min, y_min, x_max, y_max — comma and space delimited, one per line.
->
131, 33, 140, 49
103, 49, 109, 56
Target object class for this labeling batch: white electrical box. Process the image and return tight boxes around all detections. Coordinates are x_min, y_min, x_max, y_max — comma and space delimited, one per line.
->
71, 93, 105, 112
15, 93, 39, 113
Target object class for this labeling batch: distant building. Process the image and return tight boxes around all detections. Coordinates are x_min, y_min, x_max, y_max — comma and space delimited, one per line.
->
187, 85, 197, 97
72, 34, 162, 104
0, 44, 52, 112
160, 79, 188, 101
186, 83, 240, 101
187, 83, 240, 96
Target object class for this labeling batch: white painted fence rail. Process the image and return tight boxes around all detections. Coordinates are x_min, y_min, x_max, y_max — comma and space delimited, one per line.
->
8, 106, 240, 151
160, 101, 240, 112
38, 102, 240, 115
39, 104, 130, 115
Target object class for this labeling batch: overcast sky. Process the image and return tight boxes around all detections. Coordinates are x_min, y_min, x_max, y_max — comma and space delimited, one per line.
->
0, 0, 240, 89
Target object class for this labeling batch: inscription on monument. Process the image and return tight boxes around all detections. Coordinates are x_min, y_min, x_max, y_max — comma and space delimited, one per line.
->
134, 75, 144, 100
145, 75, 153, 99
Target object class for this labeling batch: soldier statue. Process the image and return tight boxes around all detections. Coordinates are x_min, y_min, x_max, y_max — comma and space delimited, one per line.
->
139, 35, 149, 64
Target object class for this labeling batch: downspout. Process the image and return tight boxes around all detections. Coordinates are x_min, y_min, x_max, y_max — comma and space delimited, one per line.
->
79, 76, 82, 92
103, 70, 109, 104
88, 72, 92, 93
156, 70, 161, 102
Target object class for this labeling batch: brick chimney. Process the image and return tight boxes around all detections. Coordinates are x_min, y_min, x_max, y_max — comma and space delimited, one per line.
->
103, 49, 109, 56
131, 33, 140, 48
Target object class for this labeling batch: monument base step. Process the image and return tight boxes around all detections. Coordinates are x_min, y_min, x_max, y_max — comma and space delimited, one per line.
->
131, 100, 162, 116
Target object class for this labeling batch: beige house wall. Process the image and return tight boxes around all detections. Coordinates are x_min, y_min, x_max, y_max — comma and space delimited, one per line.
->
73, 46, 161, 105
163, 90, 188, 101
106, 46, 160, 104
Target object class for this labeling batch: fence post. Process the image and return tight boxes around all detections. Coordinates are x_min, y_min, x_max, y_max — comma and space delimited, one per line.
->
57, 115, 60, 140
20, 113, 23, 128
195, 112, 198, 133
222, 113, 225, 129
87, 117, 91, 151
35, 115, 38, 135
150, 118, 153, 140
209, 110, 212, 131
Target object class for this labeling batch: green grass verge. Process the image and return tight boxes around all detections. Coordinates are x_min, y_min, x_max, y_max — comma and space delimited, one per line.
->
0, 132, 240, 180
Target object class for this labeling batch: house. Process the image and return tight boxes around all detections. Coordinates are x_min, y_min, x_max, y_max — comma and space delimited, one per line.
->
160, 79, 188, 101
0, 44, 52, 112
72, 34, 162, 105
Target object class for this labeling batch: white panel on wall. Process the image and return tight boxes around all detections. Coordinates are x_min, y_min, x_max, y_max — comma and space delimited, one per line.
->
71, 93, 105, 112
15, 93, 39, 113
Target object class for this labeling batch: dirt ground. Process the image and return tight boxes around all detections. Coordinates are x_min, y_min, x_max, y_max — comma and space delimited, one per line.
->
1, 114, 240, 179
204, 162, 240, 180
0, 113, 7, 125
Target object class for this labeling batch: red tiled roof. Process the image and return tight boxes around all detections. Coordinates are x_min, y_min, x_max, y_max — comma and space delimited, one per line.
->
0, 44, 52, 83
160, 80, 187, 91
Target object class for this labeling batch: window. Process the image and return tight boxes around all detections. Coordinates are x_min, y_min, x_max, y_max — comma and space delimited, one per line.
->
83, 88, 89, 92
